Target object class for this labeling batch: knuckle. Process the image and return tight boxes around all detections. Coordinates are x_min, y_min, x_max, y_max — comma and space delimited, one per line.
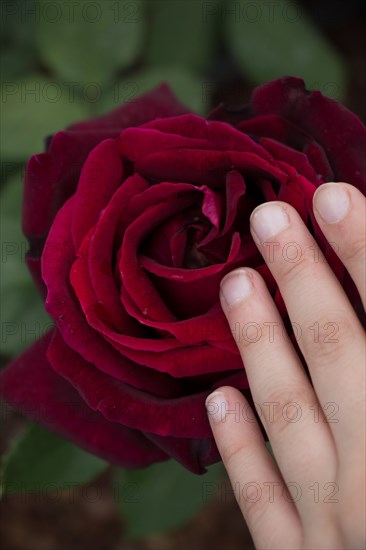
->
302, 315, 354, 367
277, 251, 314, 288
220, 443, 272, 532
234, 321, 267, 351
343, 235, 366, 264
221, 440, 249, 472
240, 485, 268, 530
260, 384, 314, 437
226, 309, 268, 353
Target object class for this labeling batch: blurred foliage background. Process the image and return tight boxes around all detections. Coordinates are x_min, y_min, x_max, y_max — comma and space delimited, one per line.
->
1, 1, 366, 548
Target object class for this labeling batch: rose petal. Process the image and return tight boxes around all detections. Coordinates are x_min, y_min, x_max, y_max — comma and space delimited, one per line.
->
24, 129, 121, 247
237, 115, 334, 183
251, 77, 366, 193
142, 113, 212, 137
23, 85, 189, 291
107, 337, 243, 378
259, 138, 319, 184
71, 230, 186, 352
88, 173, 149, 331
0, 332, 168, 468
303, 142, 333, 181
135, 149, 287, 187
237, 114, 312, 149
48, 330, 214, 439
71, 139, 123, 250
121, 199, 191, 322
144, 432, 220, 474
119, 127, 211, 161
42, 197, 183, 397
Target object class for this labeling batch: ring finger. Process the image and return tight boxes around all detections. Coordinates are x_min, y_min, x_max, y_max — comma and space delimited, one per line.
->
219, 267, 336, 516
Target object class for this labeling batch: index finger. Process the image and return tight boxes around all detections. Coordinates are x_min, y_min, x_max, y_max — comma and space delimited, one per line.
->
313, 182, 366, 309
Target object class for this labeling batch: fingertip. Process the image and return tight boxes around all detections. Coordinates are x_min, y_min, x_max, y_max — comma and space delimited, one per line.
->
206, 386, 253, 427
205, 389, 228, 424
219, 268, 254, 311
312, 181, 366, 308
313, 181, 352, 224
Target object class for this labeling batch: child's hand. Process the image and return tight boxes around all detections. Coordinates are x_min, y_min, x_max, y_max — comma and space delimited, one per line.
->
207, 182, 365, 549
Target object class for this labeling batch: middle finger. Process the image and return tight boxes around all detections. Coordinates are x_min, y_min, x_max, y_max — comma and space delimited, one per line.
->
250, 201, 365, 445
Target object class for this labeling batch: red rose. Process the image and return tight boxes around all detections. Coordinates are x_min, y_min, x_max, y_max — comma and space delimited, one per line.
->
1, 77, 365, 473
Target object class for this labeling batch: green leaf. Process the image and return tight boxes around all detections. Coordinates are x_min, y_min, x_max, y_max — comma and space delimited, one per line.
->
0, 282, 53, 357
1, 77, 88, 160
146, 0, 219, 71
116, 460, 224, 538
224, 0, 347, 100
36, 0, 144, 84
2, 424, 108, 494
0, 171, 52, 357
1, 1, 38, 78
1, 0, 37, 50
0, 49, 35, 80
1, 1, 36, 45
94, 67, 208, 116
0, 169, 24, 216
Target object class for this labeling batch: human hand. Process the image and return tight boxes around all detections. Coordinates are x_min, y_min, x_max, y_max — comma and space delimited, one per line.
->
206, 182, 366, 549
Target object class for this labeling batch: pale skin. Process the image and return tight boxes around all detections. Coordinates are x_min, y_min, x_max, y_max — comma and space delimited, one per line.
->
206, 182, 366, 549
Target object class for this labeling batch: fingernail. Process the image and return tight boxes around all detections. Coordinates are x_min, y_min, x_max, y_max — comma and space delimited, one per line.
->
314, 182, 350, 224
206, 391, 227, 423
220, 269, 253, 308
250, 203, 289, 242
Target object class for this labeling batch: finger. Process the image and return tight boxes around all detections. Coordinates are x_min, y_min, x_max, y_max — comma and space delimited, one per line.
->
249, 201, 365, 449
206, 386, 301, 550
313, 182, 366, 309
219, 268, 336, 515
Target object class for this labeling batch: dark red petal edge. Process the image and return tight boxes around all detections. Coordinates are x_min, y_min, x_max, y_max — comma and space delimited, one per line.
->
0, 332, 168, 469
